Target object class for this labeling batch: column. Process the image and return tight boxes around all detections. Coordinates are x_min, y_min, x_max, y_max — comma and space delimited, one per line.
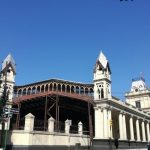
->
146, 122, 150, 142
103, 108, 108, 138
129, 115, 135, 141
122, 113, 127, 140
136, 118, 140, 141
108, 109, 113, 138
24, 113, 35, 131
142, 120, 146, 141
119, 112, 123, 140
48, 117, 55, 132
94, 107, 103, 138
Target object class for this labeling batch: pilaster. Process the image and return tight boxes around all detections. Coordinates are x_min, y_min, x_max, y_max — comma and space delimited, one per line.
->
94, 106, 103, 138
103, 108, 108, 138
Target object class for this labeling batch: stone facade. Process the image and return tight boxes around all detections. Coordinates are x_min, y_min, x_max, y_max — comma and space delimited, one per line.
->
93, 52, 150, 149
125, 77, 150, 112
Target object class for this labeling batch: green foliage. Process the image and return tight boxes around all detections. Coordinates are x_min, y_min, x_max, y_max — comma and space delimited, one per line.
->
0, 85, 9, 117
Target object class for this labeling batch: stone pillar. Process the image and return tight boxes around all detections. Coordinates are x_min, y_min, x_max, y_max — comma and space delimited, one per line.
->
108, 109, 112, 138
24, 113, 35, 131
48, 117, 55, 132
122, 113, 127, 140
142, 120, 146, 142
65, 119, 70, 134
94, 107, 103, 138
136, 118, 140, 141
78, 121, 83, 135
119, 112, 123, 140
146, 122, 150, 142
129, 115, 134, 141
103, 108, 108, 138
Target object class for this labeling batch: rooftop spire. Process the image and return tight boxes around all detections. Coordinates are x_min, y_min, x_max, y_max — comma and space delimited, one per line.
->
98, 51, 108, 69
2, 53, 16, 74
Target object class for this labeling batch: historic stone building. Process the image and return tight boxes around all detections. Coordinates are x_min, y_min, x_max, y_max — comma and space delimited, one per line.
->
125, 77, 150, 112
0, 52, 150, 150
93, 52, 150, 149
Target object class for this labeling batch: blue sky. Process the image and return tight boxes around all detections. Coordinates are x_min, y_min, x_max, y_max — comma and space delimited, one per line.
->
0, 0, 150, 99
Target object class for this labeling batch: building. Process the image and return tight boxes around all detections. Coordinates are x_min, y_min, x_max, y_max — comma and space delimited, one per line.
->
125, 77, 150, 112
0, 52, 150, 150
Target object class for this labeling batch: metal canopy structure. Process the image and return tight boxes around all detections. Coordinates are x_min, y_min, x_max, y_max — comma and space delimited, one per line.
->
11, 82, 95, 143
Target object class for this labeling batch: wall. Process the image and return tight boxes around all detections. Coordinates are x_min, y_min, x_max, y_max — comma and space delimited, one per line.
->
7, 130, 90, 149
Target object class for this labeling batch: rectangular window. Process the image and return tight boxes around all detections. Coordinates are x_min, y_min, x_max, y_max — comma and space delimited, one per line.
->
135, 101, 141, 108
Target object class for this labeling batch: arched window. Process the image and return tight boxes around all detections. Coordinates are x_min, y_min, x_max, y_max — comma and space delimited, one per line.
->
45, 84, 48, 92
53, 83, 57, 91
37, 86, 40, 93
98, 89, 100, 99
71, 86, 74, 93
85, 87, 88, 95
80, 87, 84, 95
101, 88, 104, 98
75, 86, 80, 94
49, 83, 53, 91
62, 84, 65, 92
27, 88, 31, 95
66, 85, 70, 93
22, 88, 27, 95
32, 87, 36, 94
58, 84, 61, 92
41, 85, 44, 93
90, 88, 94, 96
18, 89, 22, 97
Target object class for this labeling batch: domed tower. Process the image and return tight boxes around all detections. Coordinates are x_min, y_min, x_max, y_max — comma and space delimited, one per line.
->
125, 77, 150, 112
0, 54, 16, 102
93, 51, 111, 101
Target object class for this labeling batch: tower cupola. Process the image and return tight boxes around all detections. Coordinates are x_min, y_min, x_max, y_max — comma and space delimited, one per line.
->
93, 51, 111, 100
0, 54, 16, 101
